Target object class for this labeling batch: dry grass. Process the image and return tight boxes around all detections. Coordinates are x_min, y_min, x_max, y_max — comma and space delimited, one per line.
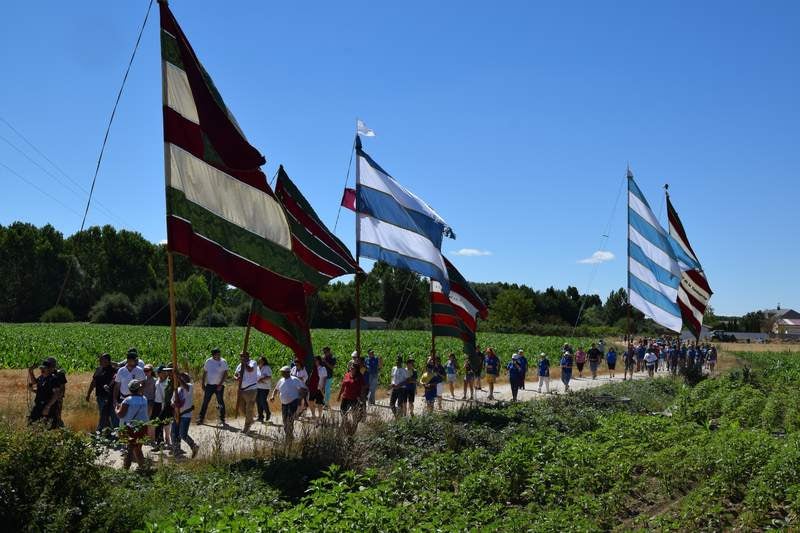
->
717, 341, 800, 353
0, 369, 97, 431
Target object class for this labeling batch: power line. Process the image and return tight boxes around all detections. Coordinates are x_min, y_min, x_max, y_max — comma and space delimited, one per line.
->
0, 160, 84, 218
0, 130, 124, 225
0, 117, 91, 196
54, 0, 155, 308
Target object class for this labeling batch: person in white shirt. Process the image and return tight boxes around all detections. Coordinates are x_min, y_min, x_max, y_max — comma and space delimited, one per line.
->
644, 350, 658, 377
170, 372, 198, 457
290, 355, 308, 383
270, 366, 308, 440
151, 365, 173, 450
234, 352, 259, 433
115, 379, 149, 469
389, 356, 408, 418
197, 348, 229, 425
307, 356, 328, 420
113, 352, 146, 408
256, 356, 272, 423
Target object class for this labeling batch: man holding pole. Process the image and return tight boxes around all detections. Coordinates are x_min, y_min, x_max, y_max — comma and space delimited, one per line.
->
234, 352, 259, 434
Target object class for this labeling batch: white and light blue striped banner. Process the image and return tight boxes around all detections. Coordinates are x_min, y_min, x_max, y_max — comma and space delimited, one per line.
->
355, 139, 452, 293
627, 171, 683, 332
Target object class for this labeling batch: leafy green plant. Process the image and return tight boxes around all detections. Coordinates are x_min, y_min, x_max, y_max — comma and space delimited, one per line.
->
40, 305, 75, 323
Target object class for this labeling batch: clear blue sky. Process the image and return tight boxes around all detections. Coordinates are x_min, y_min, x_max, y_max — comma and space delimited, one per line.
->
1, 0, 797, 316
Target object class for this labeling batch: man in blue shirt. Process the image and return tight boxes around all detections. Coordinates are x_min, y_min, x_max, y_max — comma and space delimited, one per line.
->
517, 349, 528, 389
560, 351, 574, 392
636, 344, 646, 372
365, 349, 382, 405
484, 349, 500, 400
606, 347, 617, 379
537, 352, 550, 393
507, 353, 524, 402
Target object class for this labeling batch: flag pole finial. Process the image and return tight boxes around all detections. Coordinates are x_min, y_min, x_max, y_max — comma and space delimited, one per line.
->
664, 183, 670, 197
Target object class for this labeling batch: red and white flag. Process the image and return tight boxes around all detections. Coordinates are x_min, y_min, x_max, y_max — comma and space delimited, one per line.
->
667, 196, 712, 338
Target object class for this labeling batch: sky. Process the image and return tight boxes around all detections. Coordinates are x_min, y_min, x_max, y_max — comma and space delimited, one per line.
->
0, 0, 797, 316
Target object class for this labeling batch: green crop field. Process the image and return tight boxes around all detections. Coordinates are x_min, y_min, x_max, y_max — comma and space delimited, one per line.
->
0, 323, 598, 383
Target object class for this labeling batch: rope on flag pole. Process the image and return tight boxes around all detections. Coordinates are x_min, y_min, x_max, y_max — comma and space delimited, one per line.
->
573, 168, 627, 333
333, 135, 357, 234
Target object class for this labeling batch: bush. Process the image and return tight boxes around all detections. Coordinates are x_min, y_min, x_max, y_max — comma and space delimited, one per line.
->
193, 307, 230, 327
0, 423, 102, 532
40, 305, 75, 323
88, 292, 137, 324
394, 316, 430, 330
230, 302, 251, 327
134, 289, 169, 325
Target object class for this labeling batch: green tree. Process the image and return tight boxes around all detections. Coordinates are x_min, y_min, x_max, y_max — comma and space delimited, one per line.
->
0, 222, 67, 322
603, 288, 629, 326
487, 288, 536, 330
740, 311, 766, 332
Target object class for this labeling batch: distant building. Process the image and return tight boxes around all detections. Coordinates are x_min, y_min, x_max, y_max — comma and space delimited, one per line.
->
350, 316, 388, 330
764, 306, 798, 320
772, 309, 800, 335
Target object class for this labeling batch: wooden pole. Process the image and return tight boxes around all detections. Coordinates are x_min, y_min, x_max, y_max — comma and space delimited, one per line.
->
167, 252, 180, 422
430, 279, 436, 356
355, 273, 362, 355
242, 299, 254, 355
354, 130, 362, 357
626, 165, 632, 346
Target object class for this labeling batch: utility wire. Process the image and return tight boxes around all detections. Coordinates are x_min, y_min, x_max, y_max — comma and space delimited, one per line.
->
54, 0, 154, 308
573, 169, 628, 332
0, 130, 123, 225
0, 116, 124, 225
0, 160, 84, 217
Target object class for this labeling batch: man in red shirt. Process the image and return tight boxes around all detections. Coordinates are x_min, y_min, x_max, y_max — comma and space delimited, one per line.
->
337, 361, 365, 433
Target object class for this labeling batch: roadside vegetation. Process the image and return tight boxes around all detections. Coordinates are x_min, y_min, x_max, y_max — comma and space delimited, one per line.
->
2, 350, 799, 532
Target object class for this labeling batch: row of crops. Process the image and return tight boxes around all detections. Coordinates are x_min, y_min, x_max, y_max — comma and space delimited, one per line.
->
0, 323, 597, 383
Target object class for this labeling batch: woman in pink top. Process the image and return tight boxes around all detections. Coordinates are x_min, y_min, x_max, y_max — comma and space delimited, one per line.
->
574, 348, 587, 378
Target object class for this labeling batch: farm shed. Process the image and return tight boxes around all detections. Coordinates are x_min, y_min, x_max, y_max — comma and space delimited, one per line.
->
350, 317, 388, 330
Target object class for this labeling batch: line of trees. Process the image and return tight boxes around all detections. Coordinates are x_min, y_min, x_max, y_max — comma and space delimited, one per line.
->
2, 221, 658, 335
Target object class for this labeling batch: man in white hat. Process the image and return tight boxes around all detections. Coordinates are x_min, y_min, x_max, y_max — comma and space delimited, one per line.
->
537, 352, 551, 394
270, 365, 308, 440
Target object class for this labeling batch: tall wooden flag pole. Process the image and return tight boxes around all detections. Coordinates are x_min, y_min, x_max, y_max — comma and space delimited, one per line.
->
167, 251, 179, 422
354, 132, 362, 356
625, 165, 632, 345
160, 0, 179, 419
242, 299, 254, 355
430, 279, 436, 356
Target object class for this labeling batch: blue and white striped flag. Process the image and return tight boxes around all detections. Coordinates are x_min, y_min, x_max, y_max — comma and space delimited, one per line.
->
355, 137, 453, 293
627, 169, 683, 332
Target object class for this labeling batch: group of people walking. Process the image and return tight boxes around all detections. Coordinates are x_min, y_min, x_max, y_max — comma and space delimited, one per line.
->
621, 339, 719, 378
28, 337, 720, 469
